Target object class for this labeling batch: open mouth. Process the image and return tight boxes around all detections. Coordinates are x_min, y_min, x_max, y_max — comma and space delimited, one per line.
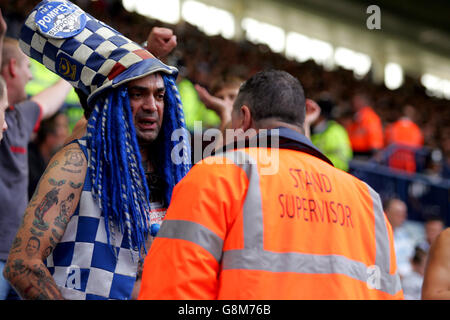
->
137, 118, 157, 130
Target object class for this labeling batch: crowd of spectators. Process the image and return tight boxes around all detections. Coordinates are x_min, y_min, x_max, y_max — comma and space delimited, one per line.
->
87, 1, 450, 178
1, 1, 448, 176
2, 1, 449, 175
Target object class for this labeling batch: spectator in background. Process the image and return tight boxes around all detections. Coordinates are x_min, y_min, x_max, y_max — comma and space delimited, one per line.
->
0, 31, 72, 299
385, 104, 423, 147
384, 105, 424, 173
310, 95, 353, 171
440, 128, 450, 179
423, 148, 445, 183
345, 93, 384, 159
0, 75, 7, 141
177, 70, 221, 132
194, 74, 243, 152
205, 75, 243, 132
27, 111, 69, 198
3, 1, 449, 166
419, 216, 445, 252
384, 197, 416, 277
401, 246, 428, 300
0, 10, 7, 141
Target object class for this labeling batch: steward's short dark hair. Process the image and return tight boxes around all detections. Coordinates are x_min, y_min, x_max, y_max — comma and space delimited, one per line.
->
233, 69, 305, 127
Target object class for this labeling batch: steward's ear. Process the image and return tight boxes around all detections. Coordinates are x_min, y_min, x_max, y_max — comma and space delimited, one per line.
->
240, 104, 253, 131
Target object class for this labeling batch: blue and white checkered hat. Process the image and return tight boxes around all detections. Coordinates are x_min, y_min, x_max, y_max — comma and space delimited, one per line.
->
19, 0, 178, 105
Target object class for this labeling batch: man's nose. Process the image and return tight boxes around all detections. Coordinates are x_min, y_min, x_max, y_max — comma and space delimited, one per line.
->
142, 96, 157, 112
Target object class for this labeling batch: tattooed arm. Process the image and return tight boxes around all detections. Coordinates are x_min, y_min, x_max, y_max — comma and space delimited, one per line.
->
3, 144, 87, 300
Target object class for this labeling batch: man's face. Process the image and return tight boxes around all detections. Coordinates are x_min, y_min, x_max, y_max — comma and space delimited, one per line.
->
15, 53, 33, 102
0, 86, 8, 141
25, 238, 40, 257
425, 220, 444, 245
127, 73, 165, 145
385, 200, 407, 230
215, 85, 239, 105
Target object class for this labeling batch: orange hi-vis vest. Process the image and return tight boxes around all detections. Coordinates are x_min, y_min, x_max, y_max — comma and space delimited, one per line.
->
346, 106, 384, 152
385, 118, 423, 148
385, 118, 424, 173
139, 128, 403, 300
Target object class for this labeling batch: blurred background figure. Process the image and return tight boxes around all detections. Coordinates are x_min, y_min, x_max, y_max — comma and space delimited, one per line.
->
207, 75, 243, 129
401, 245, 428, 300
418, 216, 445, 252
27, 111, 69, 198
385, 105, 423, 148
310, 95, 353, 171
441, 129, 450, 179
384, 197, 416, 277
0, 10, 7, 142
194, 74, 243, 155
196, 75, 242, 127
384, 104, 424, 173
345, 93, 384, 159
0, 75, 7, 141
178, 75, 221, 132
423, 148, 445, 183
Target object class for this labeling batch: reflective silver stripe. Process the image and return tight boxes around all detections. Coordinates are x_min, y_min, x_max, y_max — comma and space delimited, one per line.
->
380, 266, 403, 295
367, 184, 390, 272
223, 250, 368, 276
222, 150, 264, 249
157, 219, 223, 262
367, 184, 402, 294
222, 249, 402, 295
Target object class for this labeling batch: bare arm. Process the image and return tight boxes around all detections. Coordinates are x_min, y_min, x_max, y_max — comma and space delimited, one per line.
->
3, 144, 87, 300
422, 228, 450, 299
31, 78, 72, 120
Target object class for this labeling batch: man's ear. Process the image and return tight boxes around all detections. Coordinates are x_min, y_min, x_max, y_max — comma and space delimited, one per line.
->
240, 105, 252, 131
8, 58, 17, 78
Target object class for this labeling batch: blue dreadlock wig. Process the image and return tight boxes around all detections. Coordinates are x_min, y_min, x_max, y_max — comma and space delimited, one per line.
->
86, 74, 191, 256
